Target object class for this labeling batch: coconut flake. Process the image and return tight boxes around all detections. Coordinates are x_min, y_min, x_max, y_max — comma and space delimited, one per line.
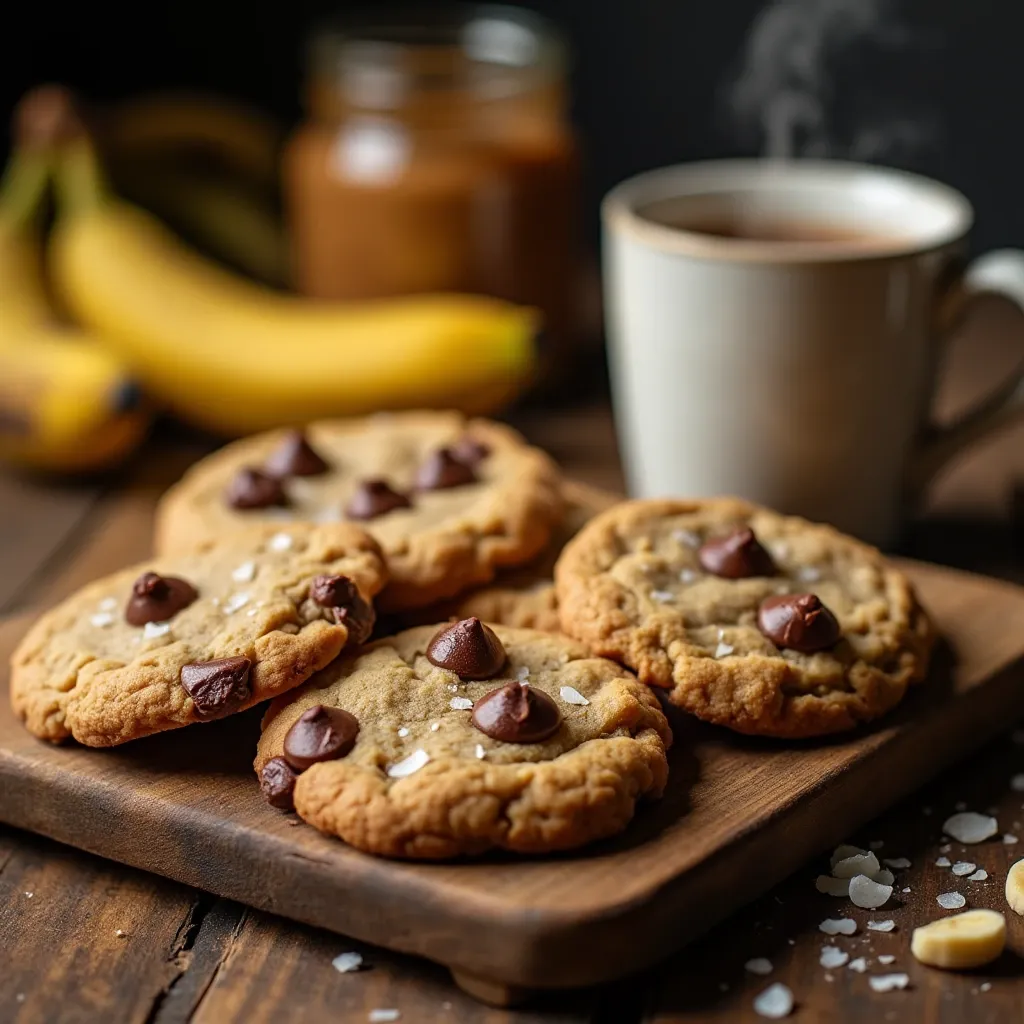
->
952, 861, 977, 876
222, 592, 249, 614
449, 697, 473, 711
869, 974, 909, 993
815, 876, 851, 897
935, 856, 951, 867
830, 844, 867, 868
819, 919, 857, 936
560, 686, 590, 706
752, 983, 793, 1019
143, 621, 171, 639
820, 946, 849, 968
387, 749, 430, 779
474, 744, 486, 760
867, 920, 896, 932
968, 869, 988, 881
944, 812, 998, 843
848, 957, 868, 973
877, 954, 896, 965
833, 852, 880, 878
232, 560, 256, 583
937, 892, 966, 910
90, 612, 114, 628
745, 958, 773, 975
332, 952, 363, 973
883, 857, 911, 870
714, 642, 735, 658
849, 874, 892, 909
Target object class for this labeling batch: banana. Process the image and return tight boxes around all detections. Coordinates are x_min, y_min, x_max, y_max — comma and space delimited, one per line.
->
49, 136, 538, 437
0, 89, 150, 475
911, 909, 1006, 969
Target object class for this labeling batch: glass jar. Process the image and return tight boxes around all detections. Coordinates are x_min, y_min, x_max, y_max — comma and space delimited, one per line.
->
284, 4, 581, 364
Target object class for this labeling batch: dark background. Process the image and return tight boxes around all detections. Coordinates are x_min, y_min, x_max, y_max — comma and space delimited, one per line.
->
2, 0, 1022, 253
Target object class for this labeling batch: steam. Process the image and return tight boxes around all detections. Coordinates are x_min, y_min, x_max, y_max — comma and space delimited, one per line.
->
725, 0, 941, 165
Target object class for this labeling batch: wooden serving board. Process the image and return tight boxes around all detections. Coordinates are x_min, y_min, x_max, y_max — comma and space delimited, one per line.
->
2, 496, 1024, 1002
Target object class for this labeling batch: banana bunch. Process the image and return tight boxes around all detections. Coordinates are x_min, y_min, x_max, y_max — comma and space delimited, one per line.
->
0, 89, 150, 474
49, 126, 539, 437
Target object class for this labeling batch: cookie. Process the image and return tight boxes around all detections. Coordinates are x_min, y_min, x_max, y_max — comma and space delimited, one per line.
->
401, 479, 619, 632
554, 498, 933, 738
11, 524, 387, 747
255, 620, 671, 858
155, 412, 564, 613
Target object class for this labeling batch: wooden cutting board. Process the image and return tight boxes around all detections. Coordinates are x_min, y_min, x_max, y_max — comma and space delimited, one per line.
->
2, 493, 1024, 1004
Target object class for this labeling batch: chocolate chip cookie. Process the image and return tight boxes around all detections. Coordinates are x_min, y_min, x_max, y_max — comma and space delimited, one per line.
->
155, 412, 564, 613
554, 498, 934, 738
11, 524, 387, 746
255, 620, 671, 858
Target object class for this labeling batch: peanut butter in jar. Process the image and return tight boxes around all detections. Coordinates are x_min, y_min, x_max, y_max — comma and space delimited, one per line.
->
285, 5, 581, 372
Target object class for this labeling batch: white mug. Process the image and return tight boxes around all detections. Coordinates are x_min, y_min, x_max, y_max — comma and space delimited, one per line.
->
602, 160, 1024, 546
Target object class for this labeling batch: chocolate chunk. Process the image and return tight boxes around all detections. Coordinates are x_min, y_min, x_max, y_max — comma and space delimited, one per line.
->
471, 680, 562, 743
282, 704, 360, 771
345, 478, 412, 520
226, 467, 288, 510
310, 574, 375, 644
427, 617, 506, 680
698, 528, 776, 579
450, 435, 491, 466
757, 593, 841, 653
180, 656, 252, 719
415, 447, 477, 491
125, 572, 198, 626
264, 430, 329, 478
259, 756, 298, 811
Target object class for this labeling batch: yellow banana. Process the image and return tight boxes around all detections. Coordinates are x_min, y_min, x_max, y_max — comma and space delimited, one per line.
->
50, 136, 538, 437
0, 89, 150, 475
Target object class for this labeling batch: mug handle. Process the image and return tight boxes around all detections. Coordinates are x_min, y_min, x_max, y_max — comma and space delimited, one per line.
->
907, 248, 1024, 499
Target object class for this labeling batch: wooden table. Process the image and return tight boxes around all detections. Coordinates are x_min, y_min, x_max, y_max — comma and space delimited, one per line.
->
2, 303, 1023, 1023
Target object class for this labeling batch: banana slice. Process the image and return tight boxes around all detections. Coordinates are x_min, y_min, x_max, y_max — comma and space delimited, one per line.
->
1006, 858, 1024, 916
911, 909, 1006, 969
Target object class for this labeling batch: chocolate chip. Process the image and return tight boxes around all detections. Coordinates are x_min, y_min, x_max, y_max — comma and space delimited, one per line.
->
415, 447, 477, 491
310, 574, 375, 644
259, 756, 298, 811
345, 478, 411, 520
282, 704, 360, 771
757, 593, 841, 652
471, 681, 562, 743
450, 435, 491, 466
180, 656, 252, 719
426, 617, 506, 680
226, 467, 288, 510
698, 528, 776, 579
264, 430, 329, 478
125, 572, 198, 626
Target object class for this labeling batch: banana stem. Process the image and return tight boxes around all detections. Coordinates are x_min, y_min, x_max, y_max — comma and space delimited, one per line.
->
55, 138, 111, 217
0, 149, 50, 232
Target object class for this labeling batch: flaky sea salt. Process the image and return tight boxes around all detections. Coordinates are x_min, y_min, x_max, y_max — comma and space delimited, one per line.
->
952, 861, 977, 876
368, 1011, 400, 1023
745, 958, 773, 975
869, 840, 884, 850
980, 982, 992, 992
883, 858, 911, 870
449, 697, 473, 711
872, 869, 895, 886
753, 983, 793, 1019
397, 727, 409, 737
673, 529, 700, 548
878, 954, 896, 965
968, 869, 988, 881
820, 946, 849, 968
1012, 774, 1024, 792
848, 957, 868, 973
819, 919, 857, 936
868, 920, 896, 932
903, 887, 912, 893
560, 686, 590, 706
475, 744, 485, 759
269, 532, 293, 552
332, 952, 363, 973
680, 568, 698, 584
143, 621, 171, 639
849, 874, 892, 909
869, 974, 909, 992
222, 592, 249, 614
98, 597, 117, 611
90, 612, 114, 628
650, 589, 675, 603
232, 561, 256, 583
815, 876, 851, 897
935, 857, 951, 867
430, 723, 440, 732
714, 642, 735, 658
937, 892, 966, 910
387, 750, 430, 778
944, 812, 998, 843
797, 566, 821, 582
833, 852, 880, 878
516, 665, 530, 682
1005, 834, 1019, 845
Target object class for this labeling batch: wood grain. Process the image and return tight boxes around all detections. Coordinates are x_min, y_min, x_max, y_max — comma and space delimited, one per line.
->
2, 556, 1023, 992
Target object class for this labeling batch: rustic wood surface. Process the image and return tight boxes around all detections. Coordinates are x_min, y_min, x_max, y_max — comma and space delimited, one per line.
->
1, 300, 1023, 1021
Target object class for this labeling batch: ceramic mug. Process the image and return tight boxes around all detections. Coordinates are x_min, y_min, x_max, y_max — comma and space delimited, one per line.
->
601, 159, 1024, 546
